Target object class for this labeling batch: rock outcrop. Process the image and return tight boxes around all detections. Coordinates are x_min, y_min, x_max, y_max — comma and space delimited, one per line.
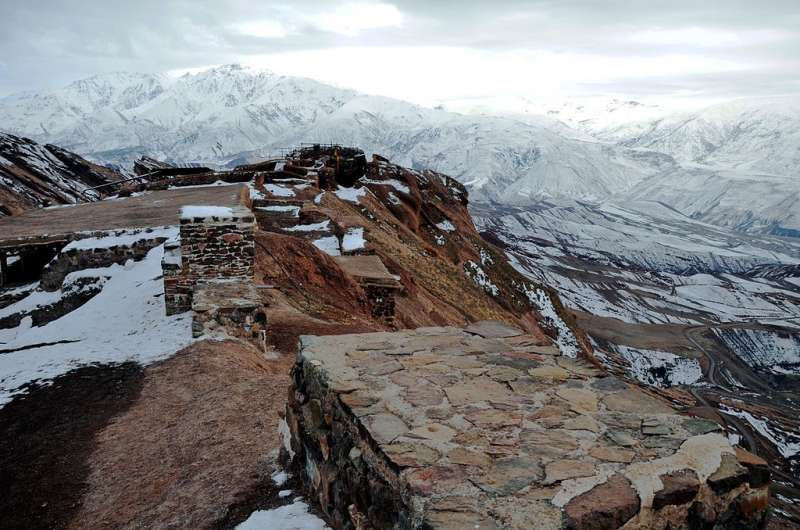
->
0, 132, 120, 215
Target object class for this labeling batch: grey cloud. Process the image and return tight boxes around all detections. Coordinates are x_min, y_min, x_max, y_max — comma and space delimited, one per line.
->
1, 0, 799, 99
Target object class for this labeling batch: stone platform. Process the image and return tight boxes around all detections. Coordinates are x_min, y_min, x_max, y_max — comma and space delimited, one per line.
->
286, 323, 769, 530
0, 184, 248, 249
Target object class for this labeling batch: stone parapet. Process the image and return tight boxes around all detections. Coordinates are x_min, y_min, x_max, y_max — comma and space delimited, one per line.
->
286, 323, 770, 530
163, 206, 255, 315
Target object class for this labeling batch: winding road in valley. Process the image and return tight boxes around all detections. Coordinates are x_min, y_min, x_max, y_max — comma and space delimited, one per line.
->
683, 323, 800, 523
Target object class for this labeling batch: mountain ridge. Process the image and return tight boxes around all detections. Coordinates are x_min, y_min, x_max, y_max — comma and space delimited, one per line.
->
0, 64, 797, 236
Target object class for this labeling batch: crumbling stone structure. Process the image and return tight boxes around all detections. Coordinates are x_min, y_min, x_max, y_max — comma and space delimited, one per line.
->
191, 281, 269, 343
163, 206, 255, 315
41, 230, 172, 291
286, 323, 770, 530
334, 255, 402, 325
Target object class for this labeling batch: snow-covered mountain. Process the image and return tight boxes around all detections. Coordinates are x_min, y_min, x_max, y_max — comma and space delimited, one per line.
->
597, 97, 800, 235
0, 65, 668, 205
0, 132, 120, 215
0, 65, 798, 236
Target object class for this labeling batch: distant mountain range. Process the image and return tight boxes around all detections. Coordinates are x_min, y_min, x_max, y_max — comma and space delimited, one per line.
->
0, 64, 797, 236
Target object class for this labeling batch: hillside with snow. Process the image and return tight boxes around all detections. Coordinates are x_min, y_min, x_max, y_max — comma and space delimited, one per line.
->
0, 132, 120, 215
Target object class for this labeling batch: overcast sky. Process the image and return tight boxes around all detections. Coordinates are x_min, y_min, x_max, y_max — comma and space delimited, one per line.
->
2, 0, 799, 107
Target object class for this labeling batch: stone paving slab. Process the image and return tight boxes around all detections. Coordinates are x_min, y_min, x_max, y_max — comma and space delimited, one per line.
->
287, 322, 770, 529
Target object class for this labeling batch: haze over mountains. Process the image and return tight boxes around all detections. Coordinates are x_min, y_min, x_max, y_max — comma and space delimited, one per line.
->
0, 64, 798, 236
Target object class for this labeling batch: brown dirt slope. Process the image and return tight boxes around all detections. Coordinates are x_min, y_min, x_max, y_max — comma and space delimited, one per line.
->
69, 339, 291, 530
0, 363, 144, 530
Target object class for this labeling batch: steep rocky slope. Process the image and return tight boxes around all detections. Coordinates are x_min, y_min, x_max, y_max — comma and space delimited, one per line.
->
0, 132, 120, 215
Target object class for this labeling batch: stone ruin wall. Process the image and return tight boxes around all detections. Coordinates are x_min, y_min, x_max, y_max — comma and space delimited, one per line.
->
363, 283, 399, 325
285, 326, 772, 530
41, 234, 170, 292
163, 208, 255, 315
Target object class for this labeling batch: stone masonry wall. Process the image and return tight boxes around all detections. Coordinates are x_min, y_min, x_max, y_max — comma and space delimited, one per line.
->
164, 207, 255, 315
41, 237, 168, 291
363, 283, 399, 325
286, 324, 771, 530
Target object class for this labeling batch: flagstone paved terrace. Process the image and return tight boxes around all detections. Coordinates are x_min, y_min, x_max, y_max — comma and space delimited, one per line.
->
285, 322, 770, 530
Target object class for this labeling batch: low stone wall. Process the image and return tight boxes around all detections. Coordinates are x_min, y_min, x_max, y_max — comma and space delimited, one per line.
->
286, 324, 770, 530
363, 283, 399, 325
121, 170, 256, 194
163, 206, 255, 315
41, 234, 169, 291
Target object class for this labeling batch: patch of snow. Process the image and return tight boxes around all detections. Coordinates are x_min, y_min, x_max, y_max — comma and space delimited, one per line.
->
257, 205, 300, 216
727, 432, 742, 446
279, 490, 292, 498
386, 192, 401, 205
168, 180, 234, 190
271, 470, 289, 486
284, 221, 330, 232
64, 226, 178, 251
434, 234, 446, 246
342, 228, 365, 253
265, 183, 295, 197
436, 220, 455, 232
464, 261, 500, 296
521, 284, 581, 358
0, 246, 196, 407
278, 418, 295, 459
313, 236, 341, 257
180, 205, 235, 219
612, 344, 702, 388
313, 191, 325, 205
236, 500, 329, 530
360, 178, 410, 194
248, 181, 265, 200
334, 186, 366, 203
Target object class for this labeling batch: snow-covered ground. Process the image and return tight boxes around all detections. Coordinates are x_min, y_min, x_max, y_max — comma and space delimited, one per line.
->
237, 501, 329, 530
0, 244, 195, 406
607, 344, 702, 388
63, 226, 178, 251
478, 201, 800, 329
721, 404, 800, 460
712, 328, 800, 375
236, 469, 329, 530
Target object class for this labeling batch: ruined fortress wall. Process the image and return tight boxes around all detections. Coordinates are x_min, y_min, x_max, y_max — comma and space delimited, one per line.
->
164, 207, 255, 315
363, 283, 398, 325
41, 236, 169, 291
286, 326, 771, 530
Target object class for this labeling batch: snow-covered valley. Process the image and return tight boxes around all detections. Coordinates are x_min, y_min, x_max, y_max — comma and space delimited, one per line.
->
473, 198, 800, 502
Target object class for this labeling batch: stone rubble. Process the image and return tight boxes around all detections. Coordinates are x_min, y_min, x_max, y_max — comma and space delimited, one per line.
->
286, 322, 770, 530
